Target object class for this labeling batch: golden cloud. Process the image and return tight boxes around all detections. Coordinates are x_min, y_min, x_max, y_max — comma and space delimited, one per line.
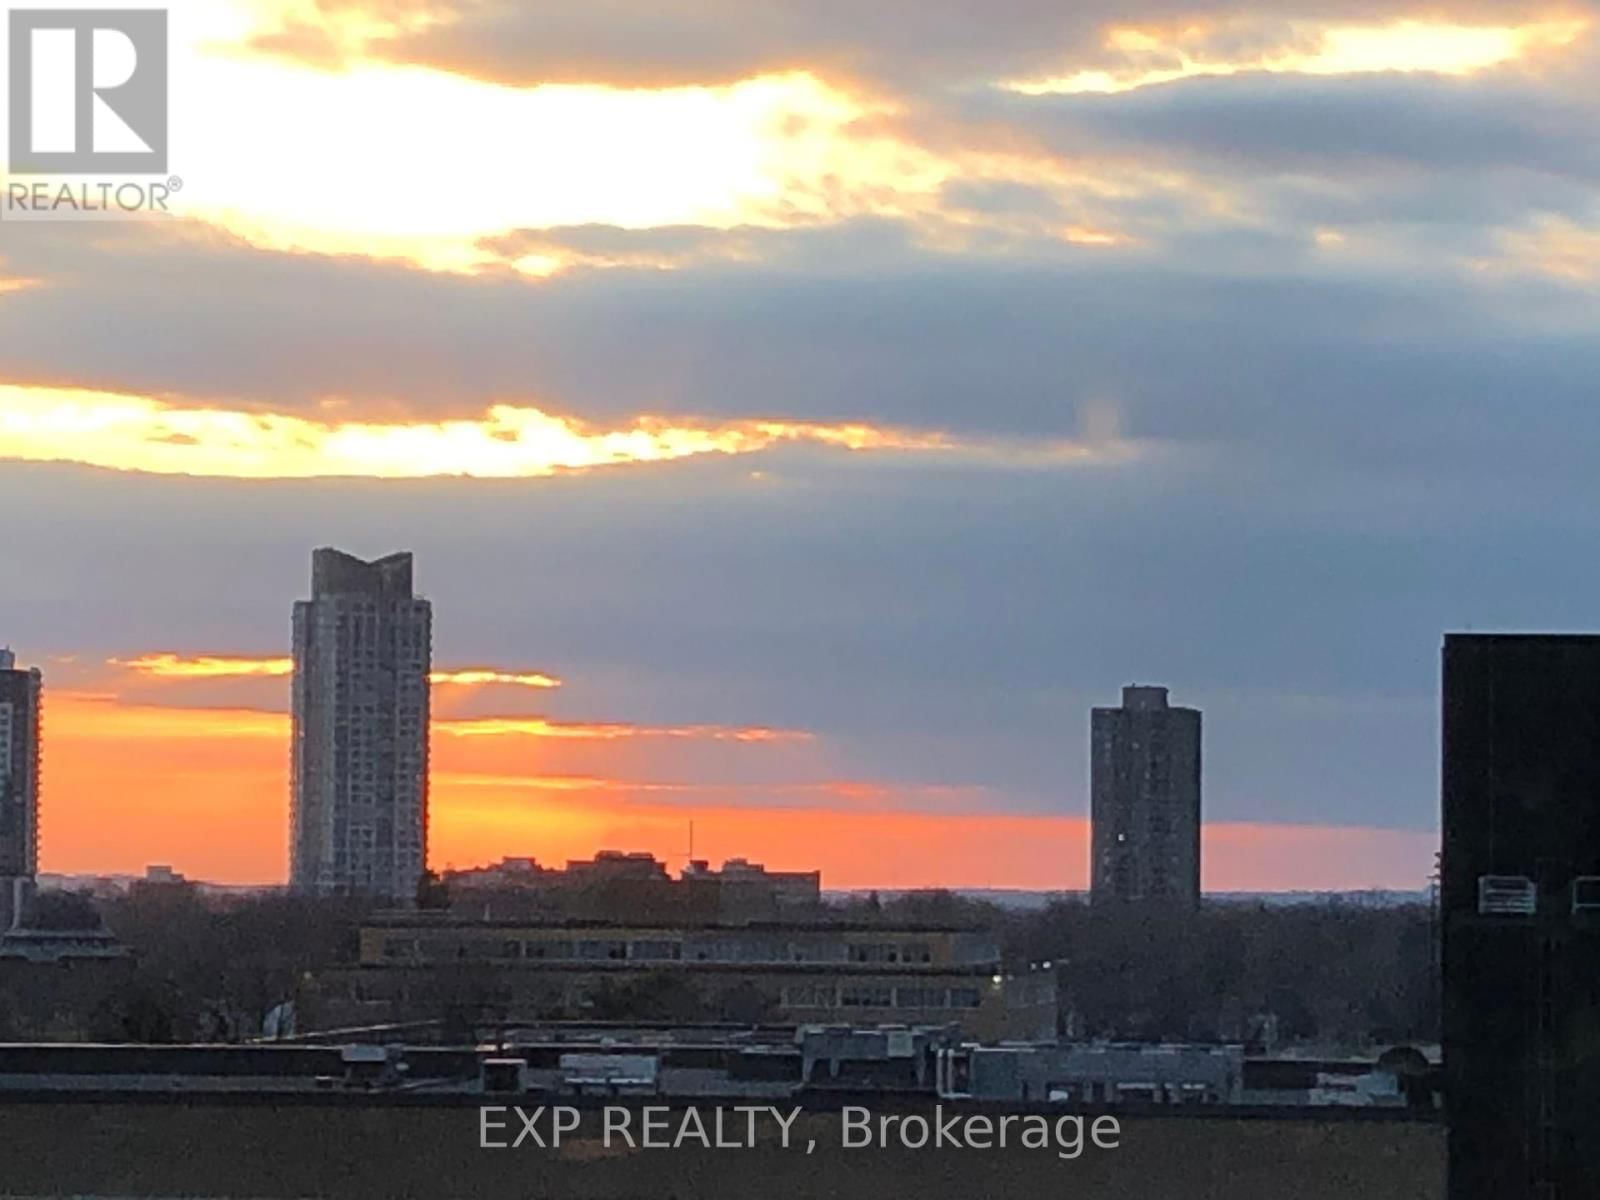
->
430, 668, 563, 689
113, 652, 563, 690
114, 653, 295, 679
438, 717, 813, 743
0, 385, 1124, 478
1009, 17, 1589, 94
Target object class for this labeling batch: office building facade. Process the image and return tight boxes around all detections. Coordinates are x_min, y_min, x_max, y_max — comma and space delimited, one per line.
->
1442, 633, 1600, 1199
0, 649, 41, 931
323, 914, 1058, 1041
1090, 685, 1202, 908
290, 549, 431, 900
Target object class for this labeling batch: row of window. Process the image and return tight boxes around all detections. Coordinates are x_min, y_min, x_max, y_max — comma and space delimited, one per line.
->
781, 985, 983, 1010
848, 943, 934, 964
381, 937, 941, 966
343, 980, 988, 1012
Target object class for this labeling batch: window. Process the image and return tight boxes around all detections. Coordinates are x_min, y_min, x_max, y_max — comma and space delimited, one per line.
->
382, 938, 414, 959
790, 941, 848, 964
948, 987, 981, 1009
848, 943, 900, 964
1478, 875, 1537, 916
840, 985, 894, 1008
525, 939, 574, 960
1574, 877, 1600, 912
782, 985, 836, 1007
629, 940, 682, 961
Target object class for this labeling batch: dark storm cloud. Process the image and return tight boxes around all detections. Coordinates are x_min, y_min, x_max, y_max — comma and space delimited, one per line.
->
979, 72, 1600, 178
6, 212, 1600, 487
1259, 168, 1600, 237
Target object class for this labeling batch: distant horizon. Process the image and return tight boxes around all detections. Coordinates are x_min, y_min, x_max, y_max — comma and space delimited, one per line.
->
34, 821, 1438, 895
41, 868, 1433, 897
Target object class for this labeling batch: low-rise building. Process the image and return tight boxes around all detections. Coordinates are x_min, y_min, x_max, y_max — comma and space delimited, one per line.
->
0, 912, 132, 1039
937, 1042, 1244, 1105
317, 914, 1057, 1042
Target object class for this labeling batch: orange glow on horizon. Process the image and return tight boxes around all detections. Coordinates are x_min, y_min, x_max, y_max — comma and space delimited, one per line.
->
35, 690, 1436, 891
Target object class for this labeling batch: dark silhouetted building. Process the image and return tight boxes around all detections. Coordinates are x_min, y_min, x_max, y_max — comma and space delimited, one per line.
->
439, 852, 823, 924
290, 549, 431, 900
682, 856, 823, 917
1090, 685, 1202, 908
1442, 633, 1600, 1200
0, 648, 41, 931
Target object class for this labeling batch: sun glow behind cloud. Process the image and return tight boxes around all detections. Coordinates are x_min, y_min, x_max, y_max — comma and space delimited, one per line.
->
1010, 18, 1589, 95
0, 385, 1124, 478
180, 65, 863, 265
0, 385, 966, 477
13, 4, 1576, 272
0, 2, 1084, 271
83, 0, 920, 269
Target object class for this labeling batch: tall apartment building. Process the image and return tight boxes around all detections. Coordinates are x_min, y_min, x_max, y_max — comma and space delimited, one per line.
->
1089, 685, 1202, 908
1442, 633, 1600, 1199
0, 649, 42, 931
290, 549, 431, 900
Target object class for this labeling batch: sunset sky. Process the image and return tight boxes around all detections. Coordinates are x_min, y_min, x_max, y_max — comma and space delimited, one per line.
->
5, 0, 1597, 890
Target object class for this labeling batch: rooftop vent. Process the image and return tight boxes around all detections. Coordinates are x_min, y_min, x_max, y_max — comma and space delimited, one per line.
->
1478, 875, 1537, 916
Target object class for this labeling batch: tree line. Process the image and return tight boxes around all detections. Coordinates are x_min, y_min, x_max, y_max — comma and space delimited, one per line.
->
0, 883, 1436, 1048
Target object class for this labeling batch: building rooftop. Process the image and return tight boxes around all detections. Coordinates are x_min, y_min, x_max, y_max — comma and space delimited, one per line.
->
361, 912, 988, 934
